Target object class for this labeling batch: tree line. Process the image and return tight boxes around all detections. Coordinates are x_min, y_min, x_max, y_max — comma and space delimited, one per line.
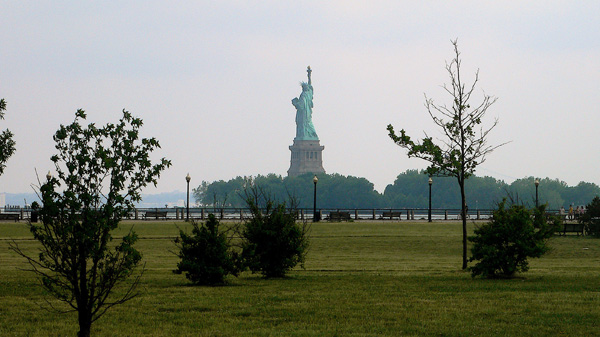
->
193, 169, 600, 210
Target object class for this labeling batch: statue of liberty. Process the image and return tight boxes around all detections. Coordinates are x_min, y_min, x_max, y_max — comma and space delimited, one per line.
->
291, 66, 318, 140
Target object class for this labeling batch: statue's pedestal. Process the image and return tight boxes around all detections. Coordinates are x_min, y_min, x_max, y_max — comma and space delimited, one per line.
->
287, 139, 325, 177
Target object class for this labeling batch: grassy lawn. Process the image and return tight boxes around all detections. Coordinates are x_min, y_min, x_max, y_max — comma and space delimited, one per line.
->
1, 220, 599, 336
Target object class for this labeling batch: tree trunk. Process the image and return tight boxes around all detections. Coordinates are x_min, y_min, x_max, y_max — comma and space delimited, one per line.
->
78, 310, 92, 337
460, 179, 468, 270
77, 239, 91, 337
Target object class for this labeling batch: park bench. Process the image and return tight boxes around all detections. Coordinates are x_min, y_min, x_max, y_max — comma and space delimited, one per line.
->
328, 211, 351, 222
381, 211, 402, 220
557, 222, 584, 236
143, 211, 168, 220
0, 213, 20, 222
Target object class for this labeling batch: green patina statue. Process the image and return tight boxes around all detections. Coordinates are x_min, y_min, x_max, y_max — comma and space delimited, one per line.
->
291, 66, 318, 140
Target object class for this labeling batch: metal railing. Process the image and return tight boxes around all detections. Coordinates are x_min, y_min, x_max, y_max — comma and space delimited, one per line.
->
4, 207, 569, 222
126, 207, 496, 221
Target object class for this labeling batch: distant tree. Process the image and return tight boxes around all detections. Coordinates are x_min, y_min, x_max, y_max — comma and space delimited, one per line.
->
240, 186, 309, 278
387, 40, 506, 269
468, 176, 507, 210
468, 200, 560, 278
10, 109, 171, 337
385, 169, 464, 209
174, 214, 240, 285
193, 176, 252, 207
317, 173, 383, 208
193, 180, 210, 205
506, 178, 600, 209
565, 182, 600, 208
191, 172, 599, 212
255, 174, 287, 197
0, 98, 16, 175
507, 177, 566, 209
284, 173, 383, 208
383, 170, 431, 208
579, 196, 600, 237
384, 170, 507, 209
194, 173, 385, 209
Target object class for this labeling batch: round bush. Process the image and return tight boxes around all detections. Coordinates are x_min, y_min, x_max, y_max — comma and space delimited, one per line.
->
174, 214, 239, 285
468, 200, 559, 278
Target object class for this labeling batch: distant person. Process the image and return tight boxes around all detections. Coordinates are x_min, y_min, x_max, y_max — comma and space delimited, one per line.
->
560, 206, 565, 220
568, 205, 574, 220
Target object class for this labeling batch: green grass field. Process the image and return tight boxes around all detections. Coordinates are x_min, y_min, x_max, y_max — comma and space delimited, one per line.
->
1, 220, 599, 336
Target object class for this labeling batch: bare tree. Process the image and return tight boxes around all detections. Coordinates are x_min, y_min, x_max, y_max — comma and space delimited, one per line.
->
387, 40, 506, 269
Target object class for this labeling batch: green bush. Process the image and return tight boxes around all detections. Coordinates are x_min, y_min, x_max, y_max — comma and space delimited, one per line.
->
468, 200, 560, 278
579, 196, 600, 237
241, 191, 309, 278
174, 214, 240, 285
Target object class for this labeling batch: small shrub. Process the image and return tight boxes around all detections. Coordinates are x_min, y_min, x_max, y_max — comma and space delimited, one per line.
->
579, 196, 600, 237
468, 200, 560, 278
174, 214, 239, 285
241, 189, 309, 278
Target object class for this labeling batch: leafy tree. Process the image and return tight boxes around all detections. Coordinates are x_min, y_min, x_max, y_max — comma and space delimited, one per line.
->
579, 196, 600, 237
384, 170, 507, 210
468, 200, 560, 278
467, 176, 507, 210
256, 174, 287, 199
240, 187, 309, 278
174, 214, 240, 285
317, 173, 383, 208
506, 177, 600, 209
387, 40, 505, 269
191, 172, 600, 213
194, 173, 385, 209
193, 176, 253, 207
563, 182, 600, 209
0, 98, 16, 175
10, 109, 171, 337
383, 170, 431, 208
507, 177, 566, 209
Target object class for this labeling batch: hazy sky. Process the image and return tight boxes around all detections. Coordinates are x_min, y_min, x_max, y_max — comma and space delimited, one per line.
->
1, 1, 599, 195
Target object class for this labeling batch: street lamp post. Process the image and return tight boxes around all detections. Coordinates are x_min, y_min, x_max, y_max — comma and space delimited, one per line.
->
428, 177, 433, 222
186, 173, 191, 222
535, 179, 539, 208
313, 175, 318, 222
46, 171, 52, 181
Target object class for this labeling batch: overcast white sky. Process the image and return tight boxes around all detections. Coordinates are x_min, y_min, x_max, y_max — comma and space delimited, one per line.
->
1, 1, 599, 195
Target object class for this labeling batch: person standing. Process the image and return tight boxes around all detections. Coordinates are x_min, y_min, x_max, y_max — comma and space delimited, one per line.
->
568, 204, 574, 220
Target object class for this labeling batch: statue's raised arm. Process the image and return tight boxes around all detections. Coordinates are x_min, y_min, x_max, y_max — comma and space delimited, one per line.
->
307, 66, 312, 85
